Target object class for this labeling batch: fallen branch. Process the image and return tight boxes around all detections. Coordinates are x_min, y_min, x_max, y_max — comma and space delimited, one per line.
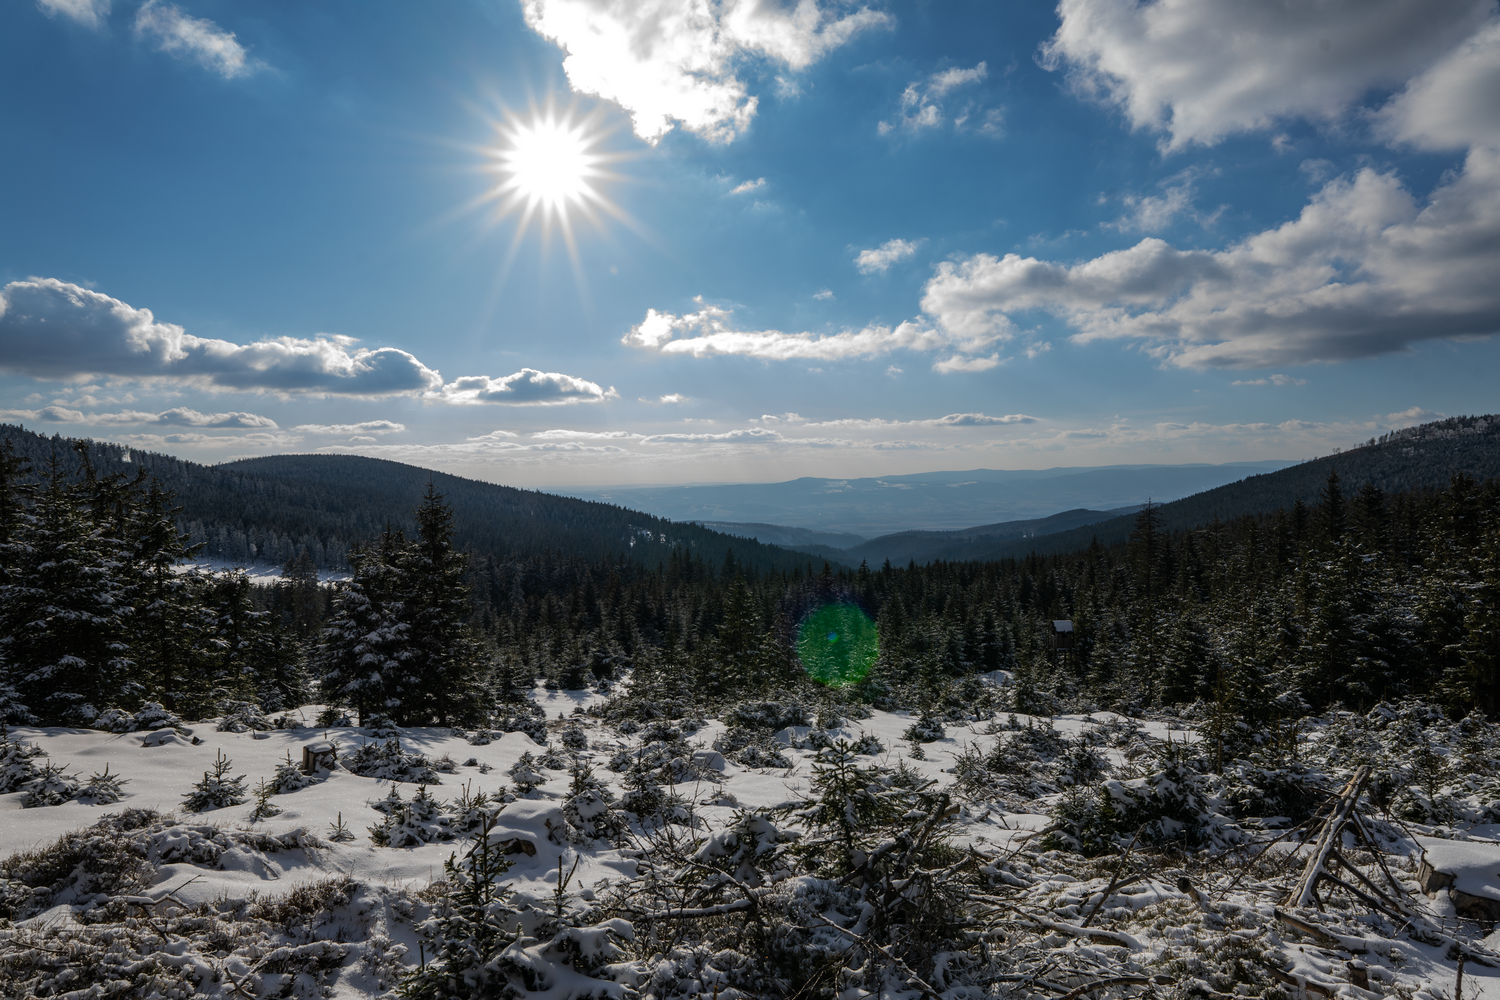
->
1272, 909, 1369, 955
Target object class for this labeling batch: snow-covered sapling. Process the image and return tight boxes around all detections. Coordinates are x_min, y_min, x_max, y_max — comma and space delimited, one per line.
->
396, 816, 518, 999
272, 750, 312, 793
217, 700, 270, 733
77, 764, 129, 805
0, 725, 47, 793
509, 751, 546, 795
21, 762, 79, 808
903, 715, 946, 744
249, 778, 282, 821
328, 811, 356, 842
182, 749, 248, 812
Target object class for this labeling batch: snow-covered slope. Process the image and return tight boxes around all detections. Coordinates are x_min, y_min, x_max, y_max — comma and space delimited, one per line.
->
1, 695, 1494, 999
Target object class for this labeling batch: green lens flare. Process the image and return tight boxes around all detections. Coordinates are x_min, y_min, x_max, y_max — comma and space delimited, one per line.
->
797, 603, 878, 687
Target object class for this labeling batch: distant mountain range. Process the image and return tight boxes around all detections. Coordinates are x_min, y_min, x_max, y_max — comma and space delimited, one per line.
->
561, 461, 1298, 536
3, 413, 1495, 574
706, 506, 1143, 566
791, 414, 1499, 566
0, 426, 827, 575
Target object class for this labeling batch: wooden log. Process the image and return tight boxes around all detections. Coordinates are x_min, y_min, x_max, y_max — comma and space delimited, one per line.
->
1287, 766, 1371, 910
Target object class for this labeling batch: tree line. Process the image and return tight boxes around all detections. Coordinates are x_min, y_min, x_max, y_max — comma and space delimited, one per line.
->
1, 435, 1496, 735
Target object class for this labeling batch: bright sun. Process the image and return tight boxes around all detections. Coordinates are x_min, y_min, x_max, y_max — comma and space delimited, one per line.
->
479, 106, 628, 271
493, 114, 601, 218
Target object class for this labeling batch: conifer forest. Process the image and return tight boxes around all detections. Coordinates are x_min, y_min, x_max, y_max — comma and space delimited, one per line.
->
1, 427, 1499, 999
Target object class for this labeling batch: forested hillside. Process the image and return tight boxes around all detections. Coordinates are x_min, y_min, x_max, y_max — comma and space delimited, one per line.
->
0, 425, 833, 576
821, 505, 1138, 565
857, 414, 1500, 565
4, 417, 1499, 1000
476, 464, 1500, 726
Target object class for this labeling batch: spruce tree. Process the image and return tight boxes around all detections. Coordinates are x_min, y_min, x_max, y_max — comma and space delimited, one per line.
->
317, 528, 411, 725
123, 481, 211, 713
402, 485, 488, 726
1, 451, 129, 724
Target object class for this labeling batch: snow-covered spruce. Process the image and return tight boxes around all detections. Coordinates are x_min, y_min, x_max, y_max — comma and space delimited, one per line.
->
0, 725, 47, 792
395, 817, 637, 1000
216, 699, 272, 733
94, 702, 184, 734
181, 748, 248, 812
343, 736, 444, 783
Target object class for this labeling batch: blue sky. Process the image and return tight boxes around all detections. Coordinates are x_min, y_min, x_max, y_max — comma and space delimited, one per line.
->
1, 0, 1497, 487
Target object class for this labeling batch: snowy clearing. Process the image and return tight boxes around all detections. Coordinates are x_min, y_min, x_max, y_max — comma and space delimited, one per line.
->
2, 694, 1498, 999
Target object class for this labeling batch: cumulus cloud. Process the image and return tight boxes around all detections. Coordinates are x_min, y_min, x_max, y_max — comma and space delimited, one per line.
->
292, 420, 407, 435
440, 369, 617, 405
623, 303, 955, 361
879, 62, 997, 135
1376, 18, 1500, 150
813, 288, 834, 300
520, 0, 889, 143
134, 1, 262, 79
37, 0, 109, 28
855, 238, 921, 274
1233, 374, 1308, 386
917, 152, 1500, 368
729, 177, 766, 195
0, 279, 443, 395
1042, 0, 1491, 149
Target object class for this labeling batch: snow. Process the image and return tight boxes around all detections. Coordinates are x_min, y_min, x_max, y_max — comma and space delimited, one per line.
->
1420, 836, 1500, 901
3, 698, 1499, 998
174, 558, 351, 584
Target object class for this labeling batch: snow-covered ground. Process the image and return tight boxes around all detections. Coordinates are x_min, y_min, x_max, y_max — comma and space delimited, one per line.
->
174, 559, 351, 584
1, 695, 1494, 999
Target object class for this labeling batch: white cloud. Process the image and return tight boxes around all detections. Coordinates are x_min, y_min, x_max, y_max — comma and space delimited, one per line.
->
729, 177, 767, 195
623, 303, 956, 361
884, 364, 902, 376
879, 62, 995, 135
1106, 179, 1214, 233
520, 0, 889, 144
855, 238, 921, 274
441, 369, 617, 405
658, 393, 687, 403
134, 1, 262, 79
918, 152, 1500, 368
932, 354, 1001, 373
928, 63, 988, 97
1232, 374, 1308, 386
36, 0, 110, 28
292, 420, 407, 435
1042, 0, 1492, 149
0, 278, 443, 395
0, 404, 279, 428
532, 429, 643, 441
800, 412, 1037, 429
814, 288, 834, 300
1376, 18, 1500, 150
1387, 406, 1443, 422
121, 431, 301, 448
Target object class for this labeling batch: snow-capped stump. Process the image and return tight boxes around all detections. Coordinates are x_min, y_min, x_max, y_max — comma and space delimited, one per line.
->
1416, 837, 1500, 925
487, 798, 566, 854
299, 739, 338, 775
